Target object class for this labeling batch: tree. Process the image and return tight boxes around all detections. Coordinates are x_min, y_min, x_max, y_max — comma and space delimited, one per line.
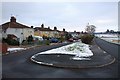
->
110, 30, 114, 33
106, 29, 109, 33
85, 24, 96, 34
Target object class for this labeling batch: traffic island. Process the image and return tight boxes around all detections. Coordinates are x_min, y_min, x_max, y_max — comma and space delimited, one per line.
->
30, 42, 115, 69
31, 53, 115, 68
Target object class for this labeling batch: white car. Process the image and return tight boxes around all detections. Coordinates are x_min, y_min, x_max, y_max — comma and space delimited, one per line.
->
33, 36, 43, 41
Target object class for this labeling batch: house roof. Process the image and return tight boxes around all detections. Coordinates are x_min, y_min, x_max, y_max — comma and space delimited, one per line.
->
1, 16, 32, 31
34, 27, 53, 31
1, 22, 31, 31
34, 27, 61, 32
69, 32, 80, 34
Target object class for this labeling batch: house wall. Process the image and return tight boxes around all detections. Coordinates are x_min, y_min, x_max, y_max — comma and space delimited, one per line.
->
0, 29, 2, 41
6, 28, 23, 44
0, 29, 7, 41
23, 28, 34, 40
34, 30, 60, 38
34, 31, 52, 37
34, 31, 40, 36
6, 28, 34, 44
53, 31, 60, 38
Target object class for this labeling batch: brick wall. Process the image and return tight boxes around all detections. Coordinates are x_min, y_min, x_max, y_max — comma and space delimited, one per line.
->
0, 43, 8, 54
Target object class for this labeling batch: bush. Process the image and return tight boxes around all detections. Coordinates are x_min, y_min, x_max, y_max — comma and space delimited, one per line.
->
45, 40, 50, 45
3, 38, 19, 46
27, 35, 33, 44
81, 34, 94, 44
38, 41, 43, 45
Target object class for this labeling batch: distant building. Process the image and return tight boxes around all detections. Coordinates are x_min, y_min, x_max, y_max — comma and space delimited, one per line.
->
0, 16, 34, 44
68, 31, 81, 38
60, 28, 68, 38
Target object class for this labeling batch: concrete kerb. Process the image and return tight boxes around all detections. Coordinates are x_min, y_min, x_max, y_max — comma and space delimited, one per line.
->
30, 54, 115, 69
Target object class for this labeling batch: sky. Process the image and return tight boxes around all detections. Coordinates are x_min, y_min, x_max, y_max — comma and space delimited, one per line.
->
1, 1, 118, 32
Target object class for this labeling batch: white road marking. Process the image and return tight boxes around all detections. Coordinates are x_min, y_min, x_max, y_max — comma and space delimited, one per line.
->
98, 47, 101, 50
103, 51, 107, 53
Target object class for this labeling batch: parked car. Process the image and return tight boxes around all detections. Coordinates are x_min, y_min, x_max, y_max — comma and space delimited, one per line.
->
68, 38, 74, 42
49, 38, 59, 43
33, 36, 43, 41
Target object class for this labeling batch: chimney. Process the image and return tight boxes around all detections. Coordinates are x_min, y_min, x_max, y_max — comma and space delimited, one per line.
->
41, 24, 44, 28
48, 27, 50, 29
63, 28, 65, 32
74, 30, 76, 33
10, 16, 16, 22
54, 27, 57, 30
31, 26, 33, 28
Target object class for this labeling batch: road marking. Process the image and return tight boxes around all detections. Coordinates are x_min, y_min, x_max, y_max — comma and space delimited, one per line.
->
98, 47, 101, 50
98, 46, 107, 54
103, 51, 107, 53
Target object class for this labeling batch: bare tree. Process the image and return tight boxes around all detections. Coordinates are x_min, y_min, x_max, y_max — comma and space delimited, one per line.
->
85, 23, 96, 34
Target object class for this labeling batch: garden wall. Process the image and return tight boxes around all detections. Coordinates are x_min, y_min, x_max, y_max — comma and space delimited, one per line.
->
0, 43, 8, 54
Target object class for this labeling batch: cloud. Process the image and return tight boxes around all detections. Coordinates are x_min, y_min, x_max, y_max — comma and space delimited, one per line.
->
1, 2, 118, 32
1, 0, 119, 2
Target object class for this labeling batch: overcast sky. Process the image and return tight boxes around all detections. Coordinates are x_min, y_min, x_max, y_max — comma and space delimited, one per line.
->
1, 2, 118, 32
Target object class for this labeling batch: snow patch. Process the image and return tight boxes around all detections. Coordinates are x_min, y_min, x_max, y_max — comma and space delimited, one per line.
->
38, 42, 93, 60
95, 34, 120, 44
72, 56, 91, 60
8, 48, 26, 52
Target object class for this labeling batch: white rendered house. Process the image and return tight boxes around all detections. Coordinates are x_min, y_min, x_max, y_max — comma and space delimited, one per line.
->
1, 16, 34, 44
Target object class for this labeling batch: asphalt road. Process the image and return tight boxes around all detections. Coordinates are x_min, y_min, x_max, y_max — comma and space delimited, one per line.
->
2, 38, 119, 78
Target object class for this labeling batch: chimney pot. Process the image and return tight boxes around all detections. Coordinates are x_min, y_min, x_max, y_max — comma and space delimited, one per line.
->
10, 16, 16, 22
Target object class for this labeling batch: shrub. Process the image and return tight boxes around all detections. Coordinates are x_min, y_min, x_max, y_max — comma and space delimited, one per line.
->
38, 41, 43, 45
45, 40, 50, 45
81, 34, 94, 44
27, 35, 33, 44
3, 38, 20, 46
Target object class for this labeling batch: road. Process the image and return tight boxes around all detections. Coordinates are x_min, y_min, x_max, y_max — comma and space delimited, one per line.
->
2, 38, 119, 78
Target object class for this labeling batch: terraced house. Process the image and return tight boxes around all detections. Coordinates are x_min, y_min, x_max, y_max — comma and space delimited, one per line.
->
1, 16, 34, 44
34, 24, 61, 38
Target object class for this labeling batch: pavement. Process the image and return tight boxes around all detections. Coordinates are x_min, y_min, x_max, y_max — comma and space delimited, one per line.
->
2, 38, 119, 78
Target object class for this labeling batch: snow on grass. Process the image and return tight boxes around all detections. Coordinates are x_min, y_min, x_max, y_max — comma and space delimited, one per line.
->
95, 34, 120, 44
8, 48, 26, 52
37, 42, 93, 60
95, 34, 118, 38
72, 57, 91, 60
